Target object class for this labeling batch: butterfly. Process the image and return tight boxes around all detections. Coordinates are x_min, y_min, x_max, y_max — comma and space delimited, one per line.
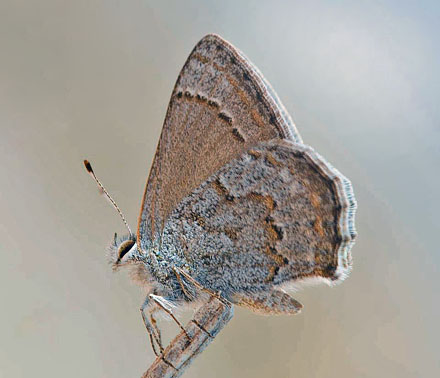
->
85, 34, 356, 376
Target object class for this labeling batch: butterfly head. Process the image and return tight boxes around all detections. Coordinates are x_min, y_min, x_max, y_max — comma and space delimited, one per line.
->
109, 233, 138, 270
83, 160, 139, 270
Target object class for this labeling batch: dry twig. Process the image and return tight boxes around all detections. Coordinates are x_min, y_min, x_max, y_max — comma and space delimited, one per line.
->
143, 296, 233, 378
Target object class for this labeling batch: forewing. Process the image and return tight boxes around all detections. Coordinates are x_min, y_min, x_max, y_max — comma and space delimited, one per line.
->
160, 140, 356, 297
138, 34, 302, 249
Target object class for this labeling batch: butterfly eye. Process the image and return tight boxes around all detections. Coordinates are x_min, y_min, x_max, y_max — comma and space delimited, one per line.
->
117, 239, 135, 261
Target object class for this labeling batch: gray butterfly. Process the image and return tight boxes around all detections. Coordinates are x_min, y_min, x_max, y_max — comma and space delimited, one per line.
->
86, 34, 356, 377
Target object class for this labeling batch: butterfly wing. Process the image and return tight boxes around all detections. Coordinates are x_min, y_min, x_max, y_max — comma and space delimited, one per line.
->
138, 34, 302, 249
160, 140, 356, 298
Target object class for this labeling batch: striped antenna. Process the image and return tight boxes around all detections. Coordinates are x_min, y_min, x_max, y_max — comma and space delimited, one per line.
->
83, 159, 132, 236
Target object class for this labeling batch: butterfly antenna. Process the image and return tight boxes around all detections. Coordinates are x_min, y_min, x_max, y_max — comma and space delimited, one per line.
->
83, 159, 133, 236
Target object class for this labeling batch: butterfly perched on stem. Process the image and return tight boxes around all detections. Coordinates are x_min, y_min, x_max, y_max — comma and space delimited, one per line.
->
85, 34, 356, 377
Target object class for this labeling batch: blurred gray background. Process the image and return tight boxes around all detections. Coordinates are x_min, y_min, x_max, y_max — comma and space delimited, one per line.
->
1, 1, 439, 377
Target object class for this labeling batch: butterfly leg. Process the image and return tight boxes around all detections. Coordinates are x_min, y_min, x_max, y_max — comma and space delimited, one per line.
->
142, 291, 198, 358
172, 267, 195, 301
140, 297, 164, 357
149, 308, 163, 350
149, 294, 191, 341
173, 267, 230, 306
